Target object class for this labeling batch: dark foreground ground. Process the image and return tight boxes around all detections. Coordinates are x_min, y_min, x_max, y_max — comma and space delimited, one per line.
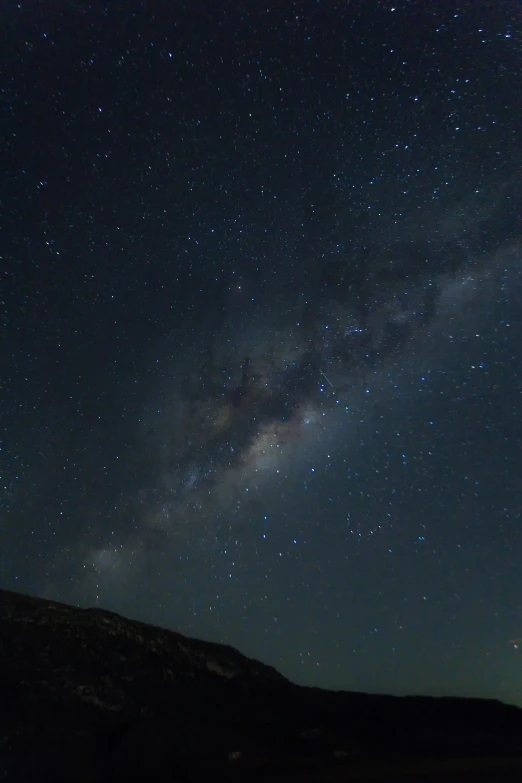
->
217, 755, 522, 782
1, 589, 521, 781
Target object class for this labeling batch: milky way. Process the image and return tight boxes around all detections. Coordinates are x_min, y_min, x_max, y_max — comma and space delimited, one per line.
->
129, 177, 519, 559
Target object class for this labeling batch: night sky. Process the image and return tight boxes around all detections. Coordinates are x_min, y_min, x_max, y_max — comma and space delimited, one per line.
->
2, 1, 522, 706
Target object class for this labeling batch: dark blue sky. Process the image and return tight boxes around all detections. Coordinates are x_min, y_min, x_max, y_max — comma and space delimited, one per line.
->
2, 0, 521, 706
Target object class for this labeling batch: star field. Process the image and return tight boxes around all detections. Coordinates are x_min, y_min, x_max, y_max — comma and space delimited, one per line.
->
2, 1, 522, 706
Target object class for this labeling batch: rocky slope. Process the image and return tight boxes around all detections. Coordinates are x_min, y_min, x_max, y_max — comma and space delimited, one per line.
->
1, 588, 521, 781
